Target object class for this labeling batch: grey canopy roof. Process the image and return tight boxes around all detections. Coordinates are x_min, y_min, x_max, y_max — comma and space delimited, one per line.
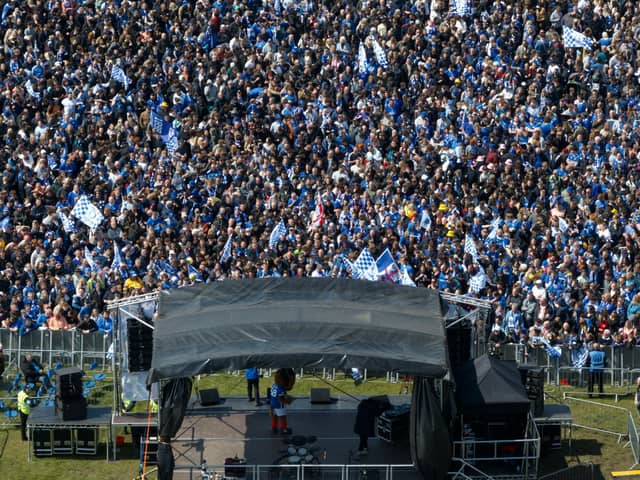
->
148, 278, 449, 383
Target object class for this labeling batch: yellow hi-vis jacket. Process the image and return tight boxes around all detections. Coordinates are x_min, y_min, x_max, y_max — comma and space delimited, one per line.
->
18, 390, 30, 415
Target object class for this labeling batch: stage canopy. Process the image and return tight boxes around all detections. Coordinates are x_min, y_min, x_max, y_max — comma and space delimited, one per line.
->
148, 278, 448, 383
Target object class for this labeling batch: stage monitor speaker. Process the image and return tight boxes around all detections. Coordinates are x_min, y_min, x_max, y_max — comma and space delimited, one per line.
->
199, 388, 221, 406
310, 388, 331, 404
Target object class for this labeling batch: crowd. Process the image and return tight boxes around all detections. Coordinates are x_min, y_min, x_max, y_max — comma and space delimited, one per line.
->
0, 0, 637, 354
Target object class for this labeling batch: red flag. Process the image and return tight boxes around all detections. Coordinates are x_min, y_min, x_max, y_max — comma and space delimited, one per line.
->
308, 193, 324, 231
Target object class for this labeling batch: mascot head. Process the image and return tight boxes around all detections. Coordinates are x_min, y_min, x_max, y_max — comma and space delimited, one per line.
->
275, 368, 296, 391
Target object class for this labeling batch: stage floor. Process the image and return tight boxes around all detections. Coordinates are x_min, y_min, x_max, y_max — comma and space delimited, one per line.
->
165, 395, 417, 480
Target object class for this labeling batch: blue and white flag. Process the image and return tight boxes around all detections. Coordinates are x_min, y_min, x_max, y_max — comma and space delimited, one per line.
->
25, 79, 41, 100
57, 209, 76, 233
84, 246, 99, 272
111, 64, 130, 89
269, 219, 287, 250
558, 216, 569, 233
562, 25, 594, 49
0, 216, 10, 232
155, 259, 178, 278
540, 337, 562, 360
371, 38, 388, 69
571, 345, 589, 368
419, 210, 432, 231
358, 41, 368, 74
399, 269, 416, 287
111, 241, 122, 270
376, 248, 400, 283
71, 195, 104, 230
351, 248, 378, 281
464, 234, 478, 260
221, 235, 233, 262
469, 265, 486, 293
149, 110, 180, 154
188, 263, 203, 282
484, 217, 501, 245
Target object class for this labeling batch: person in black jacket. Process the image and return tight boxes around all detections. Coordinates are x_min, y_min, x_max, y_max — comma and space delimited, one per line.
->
353, 396, 391, 458
21, 353, 48, 387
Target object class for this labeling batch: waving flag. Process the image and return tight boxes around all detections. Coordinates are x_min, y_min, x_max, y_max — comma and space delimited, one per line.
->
25, 79, 41, 100
419, 210, 432, 231
371, 38, 388, 69
150, 110, 180, 155
571, 345, 589, 368
84, 247, 99, 272
0, 216, 10, 233
400, 269, 416, 287
351, 248, 378, 281
71, 196, 104, 230
308, 193, 324, 231
188, 263, 203, 282
57, 209, 76, 233
221, 235, 233, 262
558, 216, 569, 233
376, 248, 400, 283
540, 337, 562, 360
358, 41, 368, 74
111, 64, 130, 89
562, 25, 594, 49
469, 265, 486, 293
464, 234, 478, 260
269, 220, 287, 249
111, 241, 122, 270
484, 217, 501, 245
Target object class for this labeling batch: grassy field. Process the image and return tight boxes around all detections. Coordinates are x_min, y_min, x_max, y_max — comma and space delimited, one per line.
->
0, 371, 637, 479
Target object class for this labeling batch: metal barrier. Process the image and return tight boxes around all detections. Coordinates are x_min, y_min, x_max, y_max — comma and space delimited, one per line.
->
0, 329, 112, 371
174, 463, 418, 480
538, 463, 596, 480
563, 395, 630, 442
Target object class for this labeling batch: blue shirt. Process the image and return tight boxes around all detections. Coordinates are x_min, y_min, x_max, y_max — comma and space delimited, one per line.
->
270, 383, 286, 409
589, 350, 605, 371
245, 368, 259, 380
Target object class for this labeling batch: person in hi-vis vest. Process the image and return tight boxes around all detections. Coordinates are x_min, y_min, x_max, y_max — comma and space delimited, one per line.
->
18, 384, 33, 441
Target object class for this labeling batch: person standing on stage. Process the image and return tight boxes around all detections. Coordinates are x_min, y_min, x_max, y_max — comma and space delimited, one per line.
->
245, 368, 262, 406
588, 343, 605, 398
18, 384, 33, 441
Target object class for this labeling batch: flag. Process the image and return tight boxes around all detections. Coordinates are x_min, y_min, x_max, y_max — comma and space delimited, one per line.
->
25, 79, 40, 100
111, 241, 122, 270
155, 259, 178, 277
562, 25, 594, 49
454, 0, 472, 16
376, 248, 400, 283
358, 41, 368, 73
269, 220, 287, 249
110, 64, 130, 89
419, 210, 432, 231
188, 263, 203, 282
558, 216, 569, 232
149, 110, 180, 155
84, 246, 99, 272
0, 216, 10, 233
469, 265, 486, 293
571, 345, 589, 368
351, 248, 378, 281
484, 217, 501, 245
57, 209, 76, 233
71, 196, 104, 230
399, 269, 416, 287
308, 193, 324, 231
221, 235, 232, 262
464, 234, 478, 260
371, 38, 388, 69
540, 337, 562, 360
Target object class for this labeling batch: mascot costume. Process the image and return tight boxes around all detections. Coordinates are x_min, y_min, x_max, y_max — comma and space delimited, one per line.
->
270, 368, 296, 434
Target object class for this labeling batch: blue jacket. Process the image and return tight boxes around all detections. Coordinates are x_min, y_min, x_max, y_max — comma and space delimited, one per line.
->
245, 368, 259, 380
589, 350, 605, 371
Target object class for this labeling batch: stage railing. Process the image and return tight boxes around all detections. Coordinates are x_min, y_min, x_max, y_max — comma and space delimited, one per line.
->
176, 463, 418, 480
0, 329, 112, 371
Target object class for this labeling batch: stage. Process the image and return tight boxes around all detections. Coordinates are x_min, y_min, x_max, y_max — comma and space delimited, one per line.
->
157, 395, 418, 480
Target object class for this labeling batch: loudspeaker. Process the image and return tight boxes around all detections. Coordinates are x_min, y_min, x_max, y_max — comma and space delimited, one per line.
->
446, 325, 472, 368
518, 365, 544, 417
310, 388, 331, 404
55, 367, 84, 399
55, 395, 87, 421
539, 424, 561, 449
127, 318, 154, 372
33, 429, 53, 457
199, 388, 221, 406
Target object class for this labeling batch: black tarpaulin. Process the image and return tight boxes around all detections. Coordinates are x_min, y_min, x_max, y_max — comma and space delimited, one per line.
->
148, 278, 448, 383
158, 377, 193, 438
454, 355, 530, 418
410, 377, 451, 480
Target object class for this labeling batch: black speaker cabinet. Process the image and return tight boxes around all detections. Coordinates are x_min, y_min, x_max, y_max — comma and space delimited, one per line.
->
310, 388, 331, 404
55, 367, 84, 399
199, 388, 221, 406
446, 325, 472, 368
518, 365, 545, 417
55, 395, 87, 421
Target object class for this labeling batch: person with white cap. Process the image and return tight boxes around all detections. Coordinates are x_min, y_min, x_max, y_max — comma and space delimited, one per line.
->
531, 278, 547, 302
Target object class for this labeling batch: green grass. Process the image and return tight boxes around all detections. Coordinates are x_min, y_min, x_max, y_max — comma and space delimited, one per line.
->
0, 372, 638, 479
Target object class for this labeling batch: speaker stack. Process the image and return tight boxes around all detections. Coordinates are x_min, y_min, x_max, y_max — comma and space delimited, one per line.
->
54, 367, 87, 421
518, 365, 545, 417
127, 318, 153, 372
446, 324, 472, 368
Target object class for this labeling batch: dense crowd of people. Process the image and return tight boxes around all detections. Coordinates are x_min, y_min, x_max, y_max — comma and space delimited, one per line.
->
0, 0, 638, 352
